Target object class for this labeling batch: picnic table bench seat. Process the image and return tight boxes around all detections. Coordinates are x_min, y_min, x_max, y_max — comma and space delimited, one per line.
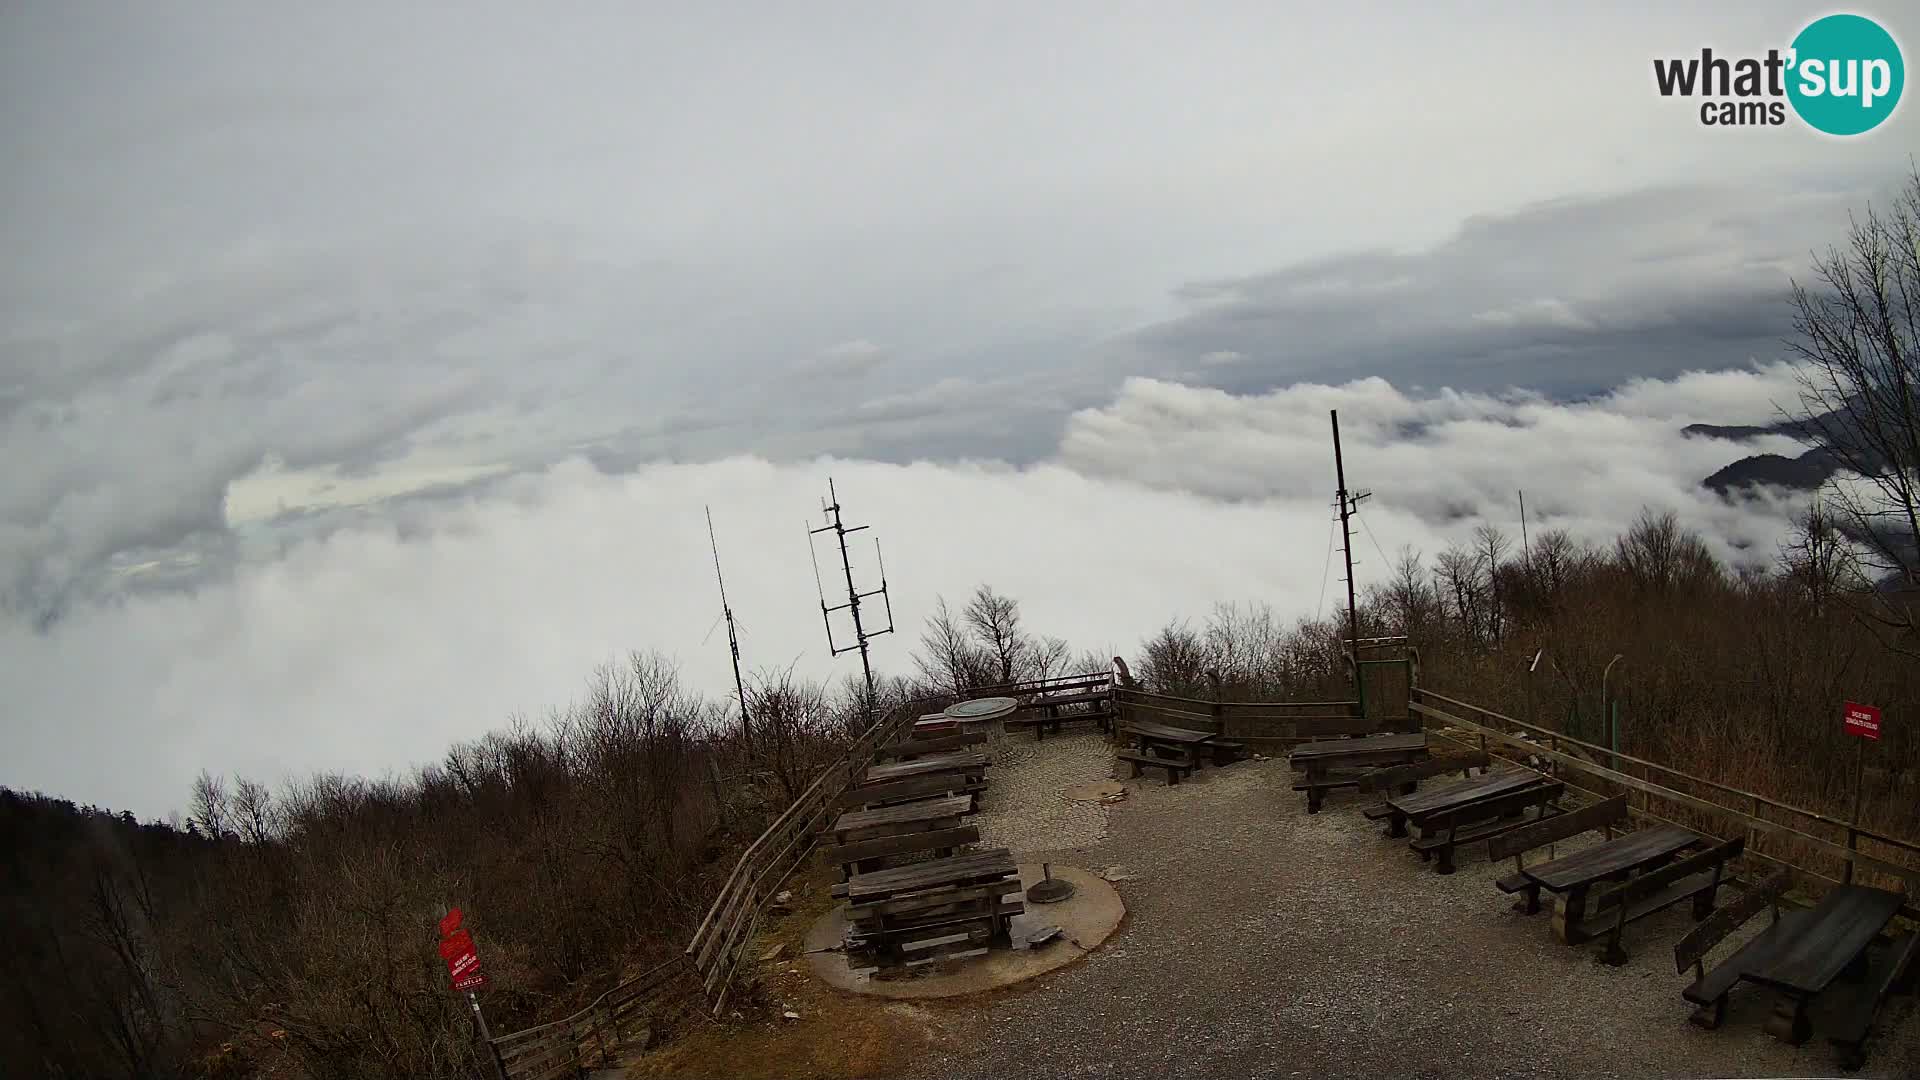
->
1289, 732, 1433, 813
1583, 837, 1744, 964
1483, 796, 1707, 935
1825, 931, 1920, 1070
1674, 871, 1915, 1069
1405, 780, 1564, 874
875, 730, 989, 761
821, 824, 982, 882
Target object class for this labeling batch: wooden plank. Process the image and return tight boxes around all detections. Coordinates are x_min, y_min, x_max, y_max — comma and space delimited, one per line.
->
1828, 933, 1920, 1062
1518, 825, 1702, 892
1747, 883, 1905, 994
1388, 769, 1545, 818
1292, 732, 1428, 763
847, 849, 1017, 901
1675, 868, 1795, 974
833, 794, 973, 835
1595, 837, 1744, 914
1408, 698, 1920, 891
838, 774, 985, 810
823, 826, 981, 869
865, 751, 989, 783
1356, 750, 1483, 794
874, 732, 988, 759
1117, 718, 1216, 743
1487, 795, 1628, 862
850, 883, 1023, 923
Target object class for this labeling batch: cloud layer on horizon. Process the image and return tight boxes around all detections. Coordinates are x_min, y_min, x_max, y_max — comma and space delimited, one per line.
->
0, 364, 1824, 820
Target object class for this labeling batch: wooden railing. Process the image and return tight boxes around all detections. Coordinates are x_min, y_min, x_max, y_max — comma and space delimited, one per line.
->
682, 698, 930, 1017
488, 668, 1119, 1071
487, 957, 692, 1080
1116, 687, 1371, 750
1409, 685, 1920, 918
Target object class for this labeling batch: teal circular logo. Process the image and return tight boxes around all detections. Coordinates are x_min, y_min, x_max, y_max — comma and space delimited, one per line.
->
1787, 14, 1904, 135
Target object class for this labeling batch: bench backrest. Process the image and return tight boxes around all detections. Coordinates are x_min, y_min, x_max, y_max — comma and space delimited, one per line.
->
1485, 795, 1628, 862
1290, 716, 1390, 739
1672, 868, 1793, 974
1593, 836, 1744, 914
875, 731, 988, 760
1425, 780, 1564, 825
836, 773, 979, 809
821, 825, 981, 869
1357, 752, 1489, 794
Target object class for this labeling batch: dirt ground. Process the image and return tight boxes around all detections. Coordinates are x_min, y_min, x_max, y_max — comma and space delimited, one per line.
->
631, 730, 1920, 1080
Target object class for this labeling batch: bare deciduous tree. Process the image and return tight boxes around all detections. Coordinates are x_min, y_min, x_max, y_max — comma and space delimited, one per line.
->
1783, 166, 1920, 656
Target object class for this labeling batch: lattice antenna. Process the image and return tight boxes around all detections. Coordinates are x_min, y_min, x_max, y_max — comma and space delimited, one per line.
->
805, 477, 895, 707
706, 506, 753, 747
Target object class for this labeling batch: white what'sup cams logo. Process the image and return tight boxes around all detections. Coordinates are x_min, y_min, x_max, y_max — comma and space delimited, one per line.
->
1653, 13, 1904, 135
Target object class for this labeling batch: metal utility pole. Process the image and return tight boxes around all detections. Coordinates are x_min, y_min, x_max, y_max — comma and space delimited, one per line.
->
807, 478, 895, 710
1330, 410, 1370, 657
706, 506, 753, 748
1331, 410, 1371, 714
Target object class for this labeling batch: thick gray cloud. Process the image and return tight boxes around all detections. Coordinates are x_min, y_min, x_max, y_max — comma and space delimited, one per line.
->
4, 2, 1919, 807
1113, 184, 1895, 398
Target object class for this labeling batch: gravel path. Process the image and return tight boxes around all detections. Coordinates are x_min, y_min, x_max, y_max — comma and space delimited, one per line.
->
908, 732, 1920, 1080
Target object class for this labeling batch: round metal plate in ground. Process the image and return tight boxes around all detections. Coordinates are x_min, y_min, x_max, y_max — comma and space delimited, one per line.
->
1026, 877, 1076, 903
945, 696, 1017, 722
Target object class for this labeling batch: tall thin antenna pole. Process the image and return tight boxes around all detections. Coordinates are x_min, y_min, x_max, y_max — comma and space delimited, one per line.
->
807, 478, 895, 715
1331, 410, 1370, 712
1518, 489, 1531, 564
707, 506, 753, 749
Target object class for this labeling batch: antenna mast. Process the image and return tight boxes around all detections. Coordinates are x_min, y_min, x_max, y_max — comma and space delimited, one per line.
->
807, 478, 895, 712
707, 507, 753, 748
1330, 409, 1370, 704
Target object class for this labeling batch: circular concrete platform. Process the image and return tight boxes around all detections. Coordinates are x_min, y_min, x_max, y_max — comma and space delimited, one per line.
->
803, 863, 1124, 1000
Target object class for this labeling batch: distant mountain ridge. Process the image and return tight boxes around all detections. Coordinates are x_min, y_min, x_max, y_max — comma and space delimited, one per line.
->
1686, 403, 1879, 496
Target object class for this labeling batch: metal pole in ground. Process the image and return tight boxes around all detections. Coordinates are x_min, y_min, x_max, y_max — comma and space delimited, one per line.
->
1846, 738, 1865, 885
469, 991, 508, 1080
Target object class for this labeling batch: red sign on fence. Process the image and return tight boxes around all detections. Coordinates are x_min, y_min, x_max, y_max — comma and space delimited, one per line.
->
438, 920, 488, 992
1844, 701, 1882, 740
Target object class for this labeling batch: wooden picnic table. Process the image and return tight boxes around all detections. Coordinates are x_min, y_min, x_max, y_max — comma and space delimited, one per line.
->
1519, 824, 1703, 942
843, 847, 1024, 972
1380, 769, 1546, 839
1290, 731, 1427, 768
831, 794, 973, 844
864, 751, 988, 785
1741, 883, 1905, 1044
1121, 718, 1217, 745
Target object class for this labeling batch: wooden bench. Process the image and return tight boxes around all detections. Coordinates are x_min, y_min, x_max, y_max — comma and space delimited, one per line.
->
1674, 869, 1794, 1029
1406, 780, 1563, 875
821, 825, 981, 882
1827, 931, 1920, 1070
1486, 795, 1628, 914
1374, 769, 1548, 840
1290, 732, 1431, 813
1116, 747, 1194, 785
1586, 836, 1743, 965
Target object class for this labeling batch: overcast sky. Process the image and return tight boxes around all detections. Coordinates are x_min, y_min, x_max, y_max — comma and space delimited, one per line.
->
3, 3, 1914, 815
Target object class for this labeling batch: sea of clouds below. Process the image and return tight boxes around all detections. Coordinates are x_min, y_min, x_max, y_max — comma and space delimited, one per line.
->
0, 364, 1825, 819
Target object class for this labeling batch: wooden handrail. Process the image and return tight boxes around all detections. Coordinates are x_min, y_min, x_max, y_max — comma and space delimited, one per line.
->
1410, 695, 1920, 889
1412, 688, 1920, 854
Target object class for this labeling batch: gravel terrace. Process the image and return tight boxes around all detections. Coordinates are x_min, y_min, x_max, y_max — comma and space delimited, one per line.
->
904, 727, 1920, 1080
